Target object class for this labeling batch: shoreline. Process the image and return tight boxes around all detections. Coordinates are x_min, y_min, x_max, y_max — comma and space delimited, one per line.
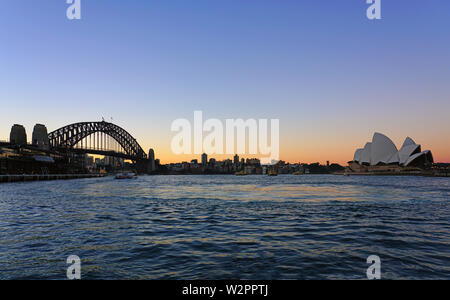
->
0, 173, 107, 184
337, 171, 450, 178
1, 172, 449, 184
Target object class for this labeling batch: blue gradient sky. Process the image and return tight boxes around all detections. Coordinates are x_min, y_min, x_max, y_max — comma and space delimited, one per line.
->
1, 0, 449, 164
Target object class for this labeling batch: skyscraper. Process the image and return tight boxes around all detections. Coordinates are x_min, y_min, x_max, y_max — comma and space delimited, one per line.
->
234, 154, 239, 165
201, 153, 208, 166
149, 148, 156, 172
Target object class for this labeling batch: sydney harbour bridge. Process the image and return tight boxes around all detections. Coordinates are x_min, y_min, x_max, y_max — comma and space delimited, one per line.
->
48, 121, 147, 161
2, 121, 153, 173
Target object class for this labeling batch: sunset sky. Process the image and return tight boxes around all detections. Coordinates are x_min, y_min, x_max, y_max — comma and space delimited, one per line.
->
1, 1, 449, 164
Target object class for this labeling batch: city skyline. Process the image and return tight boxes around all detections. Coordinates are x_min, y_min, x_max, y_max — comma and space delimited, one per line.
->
1, 1, 450, 165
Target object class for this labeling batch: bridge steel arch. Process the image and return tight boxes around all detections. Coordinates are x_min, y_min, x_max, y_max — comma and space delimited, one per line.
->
48, 122, 147, 160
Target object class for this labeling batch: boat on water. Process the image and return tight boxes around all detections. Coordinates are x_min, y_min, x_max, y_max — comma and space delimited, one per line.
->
115, 172, 137, 180
235, 171, 246, 176
268, 170, 278, 176
293, 171, 302, 175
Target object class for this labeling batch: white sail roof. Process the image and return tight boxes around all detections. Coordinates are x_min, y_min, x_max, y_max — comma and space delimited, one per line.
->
404, 152, 425, 167
360, 142, 372, 164
353, 148, 363, 162
370, 133, 398, 166
398, 144, 421, 165
387, 152, 399, 164
402, 137, 416, 148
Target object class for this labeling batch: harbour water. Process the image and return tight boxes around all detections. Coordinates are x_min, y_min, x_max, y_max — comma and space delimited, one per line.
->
0, 175, 449, 279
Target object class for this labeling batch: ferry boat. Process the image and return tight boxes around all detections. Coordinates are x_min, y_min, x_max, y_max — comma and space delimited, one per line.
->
115, 172, 137, 180
268, 170, 278, 176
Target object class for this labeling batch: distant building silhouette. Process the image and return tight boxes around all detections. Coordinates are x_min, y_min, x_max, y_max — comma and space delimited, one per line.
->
32, 124, 49, 150
10, 124, 27, 145
149, 148, 156, 171
201, 153, 208, 166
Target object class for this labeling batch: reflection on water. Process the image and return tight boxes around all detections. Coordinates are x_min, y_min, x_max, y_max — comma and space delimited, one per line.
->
0, 175, 449, 279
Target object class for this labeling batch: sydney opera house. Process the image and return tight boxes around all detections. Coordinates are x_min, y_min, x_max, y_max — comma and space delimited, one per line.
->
348, 133, 434, 172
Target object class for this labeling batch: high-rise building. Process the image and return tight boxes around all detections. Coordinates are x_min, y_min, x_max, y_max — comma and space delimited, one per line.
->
201, 153, 208, 166
234, 154, 239, 165
104, 156, 124, 168
104, 156, 112, 166
149, 148, 156, 172
246, 158, 261, 166
85, 155, 94, 167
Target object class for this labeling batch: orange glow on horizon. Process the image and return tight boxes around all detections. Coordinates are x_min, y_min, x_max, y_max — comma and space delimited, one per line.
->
138, 134, 450, 166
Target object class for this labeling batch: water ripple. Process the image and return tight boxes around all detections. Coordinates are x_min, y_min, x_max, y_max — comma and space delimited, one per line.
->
0, 175, 449, 279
